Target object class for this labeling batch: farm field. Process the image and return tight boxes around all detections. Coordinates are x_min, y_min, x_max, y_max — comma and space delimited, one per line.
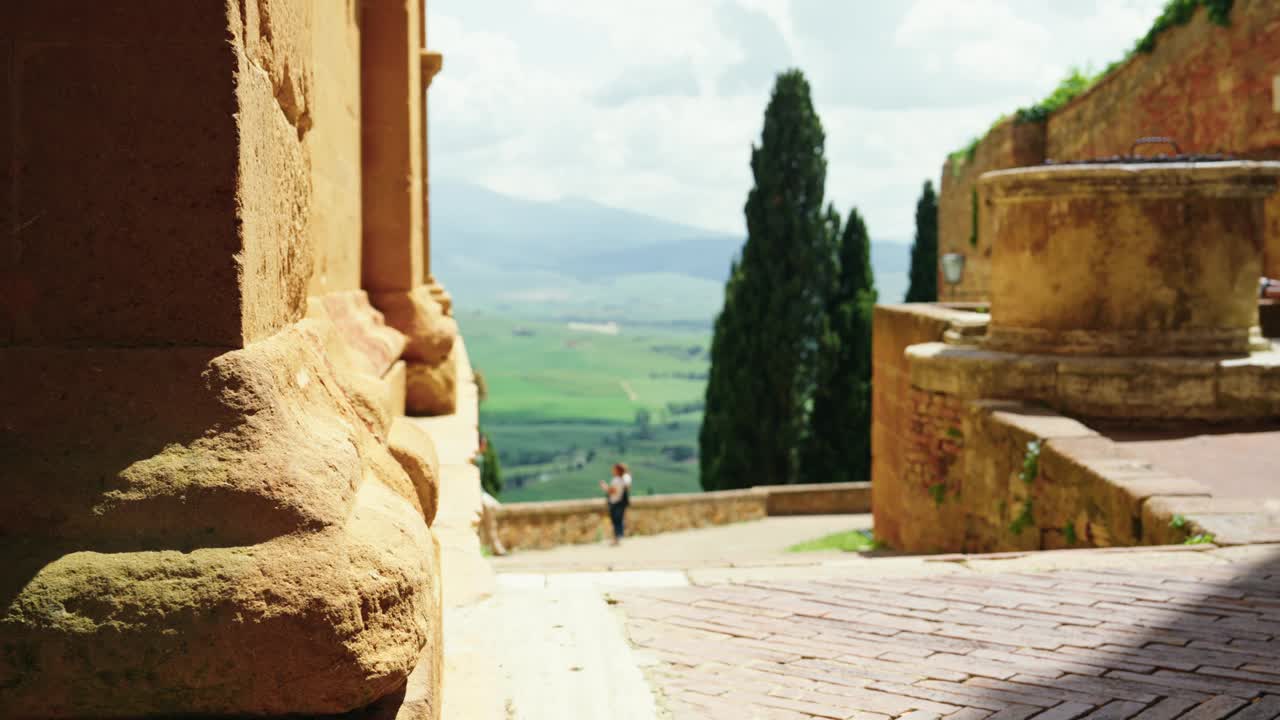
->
458, 309, 709, 502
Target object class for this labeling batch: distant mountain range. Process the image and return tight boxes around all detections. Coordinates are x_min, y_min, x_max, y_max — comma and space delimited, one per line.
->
432, 181, 912, 326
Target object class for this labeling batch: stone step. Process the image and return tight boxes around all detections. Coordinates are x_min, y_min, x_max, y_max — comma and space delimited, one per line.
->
442, 574, 665, 719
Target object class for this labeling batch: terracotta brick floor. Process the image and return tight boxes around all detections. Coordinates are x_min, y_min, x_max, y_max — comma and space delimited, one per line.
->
615, 558, 1280, 719
1100, 423, 1280, 500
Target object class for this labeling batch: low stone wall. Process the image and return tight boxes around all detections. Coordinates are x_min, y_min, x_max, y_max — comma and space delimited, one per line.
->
870, 303, 1263, 554
764, 482, 871, 516
495, 482, 870, 551
879, 396, 1215, 554
871, 304, 989, 551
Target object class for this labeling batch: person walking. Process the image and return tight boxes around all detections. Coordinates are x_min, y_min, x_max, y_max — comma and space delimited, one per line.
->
599, 463, 632, 546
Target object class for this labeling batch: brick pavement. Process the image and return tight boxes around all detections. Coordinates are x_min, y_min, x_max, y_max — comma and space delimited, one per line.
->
615, 556, 1280, 720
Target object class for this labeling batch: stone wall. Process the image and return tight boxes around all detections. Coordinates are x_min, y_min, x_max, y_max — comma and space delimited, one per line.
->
869, 304, 1264, 554
764, 482, 872, 516
870, 304, 988, 549
958, 402, 1211, 553
306, 1, 364, 296
884, 388, 968, 552
938, 122, 1046, 302
0, 3, 455, 717
1, 3, 304, 347
495, 482, 871, 551
938, 0, 1280, 300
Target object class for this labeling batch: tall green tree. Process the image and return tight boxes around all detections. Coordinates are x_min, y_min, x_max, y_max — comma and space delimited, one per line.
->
905, 180, 938, 302
802, 207, 876, 484
700, 69, 833, 490
479, 434, 503, 497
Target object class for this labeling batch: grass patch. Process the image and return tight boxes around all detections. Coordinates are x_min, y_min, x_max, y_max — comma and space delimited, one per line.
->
788, 529, 881, 553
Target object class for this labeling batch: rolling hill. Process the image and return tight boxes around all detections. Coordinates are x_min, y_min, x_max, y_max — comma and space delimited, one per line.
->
434, 181, 916, 501
432, 180, 912, 325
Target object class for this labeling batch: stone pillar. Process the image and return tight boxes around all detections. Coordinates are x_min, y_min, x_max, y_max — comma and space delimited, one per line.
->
422, 49, 454, 315
0, 4, 439, 717
362, 0, 459, 415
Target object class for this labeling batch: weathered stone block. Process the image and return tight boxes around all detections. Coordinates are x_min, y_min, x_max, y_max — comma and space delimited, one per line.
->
373, 287, 458, 365
386, 359, 409, 417
305, 3, 365, 297
1056, 356, 1218, 418
406, 347, 460, 417
1217, 350, 1280, 415
361, 0, 425, 293
0, 321, 439, 717
311, 291, 409, 378
0, 3, 343, 348
389, 417, 443, 526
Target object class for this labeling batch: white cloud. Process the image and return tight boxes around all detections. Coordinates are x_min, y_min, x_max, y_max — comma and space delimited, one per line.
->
427, 0, 1168, 239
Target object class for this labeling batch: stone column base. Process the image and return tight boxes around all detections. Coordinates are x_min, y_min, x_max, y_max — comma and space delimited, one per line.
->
426, 275, 453, 316
371, 285, 459, 417
406, 345, 459, 416
370, 286, 456, 365
0, 319, 442, 718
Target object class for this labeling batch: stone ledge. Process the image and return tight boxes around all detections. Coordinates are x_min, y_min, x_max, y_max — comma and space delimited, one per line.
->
495, 482, 871, 551
765, 482, 870, 515
496, 488, 764, 519
908, 341, 1280, 421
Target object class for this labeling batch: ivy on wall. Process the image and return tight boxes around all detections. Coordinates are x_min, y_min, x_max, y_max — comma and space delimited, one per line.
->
1135, 0, 1233, 54
946, 0, 1236, 161
1008, 440, 1042, 536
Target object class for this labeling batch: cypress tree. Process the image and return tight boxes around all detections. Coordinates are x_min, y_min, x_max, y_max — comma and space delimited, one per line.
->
700, 69, 831, 490
905, 180, 938, 302
479, 434, 503, 497
801, 207, 876, 484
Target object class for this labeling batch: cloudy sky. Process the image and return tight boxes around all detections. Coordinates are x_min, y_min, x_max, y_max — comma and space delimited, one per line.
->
426, 0, 1167, 241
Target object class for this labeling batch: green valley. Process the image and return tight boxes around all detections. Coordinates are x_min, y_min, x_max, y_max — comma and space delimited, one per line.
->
460, 310, 708, 502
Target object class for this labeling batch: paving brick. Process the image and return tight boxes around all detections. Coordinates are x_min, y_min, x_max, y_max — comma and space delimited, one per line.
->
665, 614, 773, 640
947, 707, 993, 717
1228, 694, 1280, 720
1178, 696, 1249, 720
1008, 674, 1168, 704
865, 682, 1010, 712
1107, 670, 1268, 700
898, 711, 943, 720
980, 606, 1095, 629
1031, 702, 1097, 720
962, 677, 1109, 708
943, 709, 994, 720
981, 705, 1041, 720
1056, 645, 1196, 672
1194, 665, 1280, 686
916, 680, 1058, 709
880, 651, 1023, 681
832, 653, 969, 683
619, 562, 1280, 720
1128, 696, 1202, 720
1005, 648, 1112, 676
1078, 700, 1146, 720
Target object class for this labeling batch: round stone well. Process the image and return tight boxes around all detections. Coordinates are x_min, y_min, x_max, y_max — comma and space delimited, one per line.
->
978, 160, 1280, 356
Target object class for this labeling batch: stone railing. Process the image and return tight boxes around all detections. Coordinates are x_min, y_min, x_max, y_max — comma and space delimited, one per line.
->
494, 482, 870, 551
